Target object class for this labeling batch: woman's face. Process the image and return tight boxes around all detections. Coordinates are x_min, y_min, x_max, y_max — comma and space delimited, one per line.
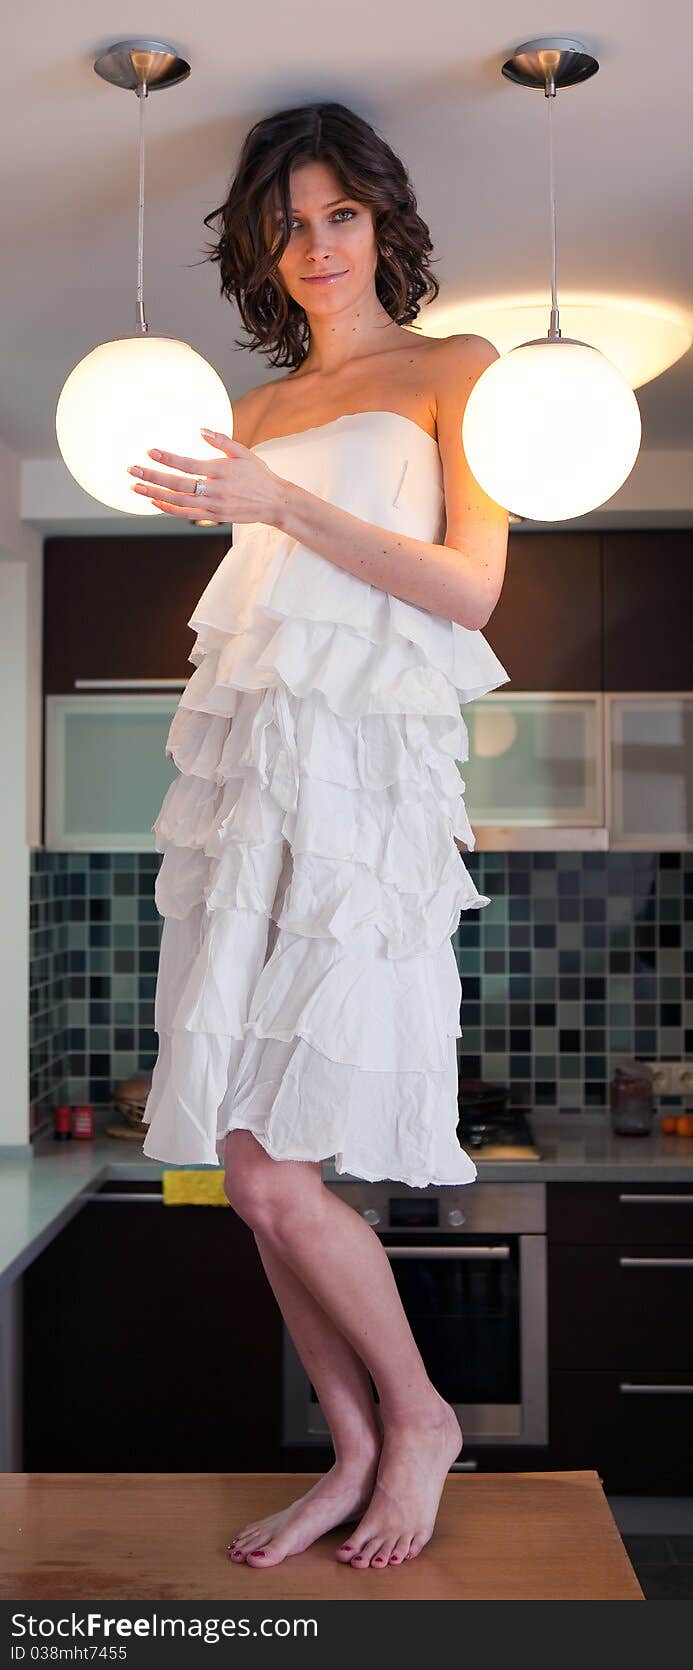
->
267, 159, 377, 312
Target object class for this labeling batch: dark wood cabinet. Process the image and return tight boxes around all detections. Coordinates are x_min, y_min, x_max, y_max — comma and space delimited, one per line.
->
546, 1180, 693, 1246
44, 529, 607, 699
43, 527, 693, 699
485, 528, 693, 695
549, 1242, 693, 1372
484, 532, 603, 691
603, 531, 693, 690
549, 1370, 693, 1492
546, 1181, 693, 1492
22, 1182, 283, 1472
43, 535, 229, 693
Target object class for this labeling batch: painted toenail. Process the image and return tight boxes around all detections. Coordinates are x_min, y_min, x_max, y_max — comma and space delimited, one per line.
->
391, 1555, 400, 1562
253, 1550, 267, 1556
374, 1558, 385, 1564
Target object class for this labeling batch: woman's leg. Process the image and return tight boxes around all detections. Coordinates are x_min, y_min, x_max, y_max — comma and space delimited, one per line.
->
224, 1129, 462, 1570
224, 1134, 382, 1562
253, 1228, 383, 1463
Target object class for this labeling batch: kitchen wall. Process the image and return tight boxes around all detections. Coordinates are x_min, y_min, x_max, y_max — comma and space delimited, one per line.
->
28, 846, 693, 1138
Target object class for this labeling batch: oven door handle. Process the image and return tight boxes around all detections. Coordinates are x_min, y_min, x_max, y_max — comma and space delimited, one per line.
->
384, 1245, 511, 1260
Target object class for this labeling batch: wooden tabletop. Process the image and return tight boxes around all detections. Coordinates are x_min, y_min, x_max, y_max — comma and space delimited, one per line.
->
0, 1470, 643, 1600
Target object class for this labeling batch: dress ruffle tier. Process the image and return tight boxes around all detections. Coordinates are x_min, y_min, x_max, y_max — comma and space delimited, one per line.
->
141, 416, 510, 1185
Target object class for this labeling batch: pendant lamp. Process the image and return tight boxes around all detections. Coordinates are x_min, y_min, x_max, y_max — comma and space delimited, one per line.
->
56, 41, 233, 519
462, 39, 642, 522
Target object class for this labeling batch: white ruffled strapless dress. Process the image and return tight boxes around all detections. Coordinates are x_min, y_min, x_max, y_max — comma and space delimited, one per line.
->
141, 410, 510, 1186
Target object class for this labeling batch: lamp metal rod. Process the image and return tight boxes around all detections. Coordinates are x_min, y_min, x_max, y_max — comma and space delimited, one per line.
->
545, 74, 560, 340
135, 82, 148, 335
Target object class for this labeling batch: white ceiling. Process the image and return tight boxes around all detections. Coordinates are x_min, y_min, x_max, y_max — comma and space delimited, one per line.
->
1, 0, 692, 460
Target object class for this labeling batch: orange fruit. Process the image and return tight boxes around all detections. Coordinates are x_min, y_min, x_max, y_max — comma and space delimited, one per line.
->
675, 1114, 693, 1137
660, 1115, 678, 1133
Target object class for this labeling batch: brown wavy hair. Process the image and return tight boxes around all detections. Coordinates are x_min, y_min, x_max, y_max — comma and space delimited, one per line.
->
199, 101, 440, 370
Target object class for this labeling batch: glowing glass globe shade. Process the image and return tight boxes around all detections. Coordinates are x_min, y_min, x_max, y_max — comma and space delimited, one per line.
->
56, 335, 234, 514
462, 339, 642, 521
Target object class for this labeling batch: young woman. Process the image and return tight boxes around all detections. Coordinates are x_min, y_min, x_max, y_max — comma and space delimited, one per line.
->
137, 101, 509, 1571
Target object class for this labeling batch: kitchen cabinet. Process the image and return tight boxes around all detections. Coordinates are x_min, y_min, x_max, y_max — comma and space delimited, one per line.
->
44, 694, 179, 849
43, 531, 604, 694
476, 529, 693, 847
466, 687, 693, 853
497, 528, 693, 697
43, 535, 227, 693
548, 1368, 693, 1493
546, 1181, 693, 1491
484, 532, 602, 691
44, 529, 693, 699
606, 694, 693, 850
464, 692, 605, 848
22, 1182, 283, 1472
603, 531, 693, 691
44, 530, 604, 696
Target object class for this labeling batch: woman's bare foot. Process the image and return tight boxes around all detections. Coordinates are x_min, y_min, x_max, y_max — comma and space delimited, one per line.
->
335, 1392, 462, 1568
227, 1440, 381, 1567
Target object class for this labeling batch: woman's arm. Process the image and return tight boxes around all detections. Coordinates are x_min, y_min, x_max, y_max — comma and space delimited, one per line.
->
268, 335, 509, 632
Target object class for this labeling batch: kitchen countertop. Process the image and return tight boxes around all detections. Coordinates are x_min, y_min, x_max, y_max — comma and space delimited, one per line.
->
1, 1110, 692, 1292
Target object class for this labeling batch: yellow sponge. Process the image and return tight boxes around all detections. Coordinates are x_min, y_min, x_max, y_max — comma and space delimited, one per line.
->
162, 1169, 229, 1206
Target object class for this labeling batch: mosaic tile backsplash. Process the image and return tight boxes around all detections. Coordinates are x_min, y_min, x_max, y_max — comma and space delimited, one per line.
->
29, 849, 693, 1139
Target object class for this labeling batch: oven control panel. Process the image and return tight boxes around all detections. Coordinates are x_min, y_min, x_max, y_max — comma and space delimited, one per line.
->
329, 1180, 545, 1233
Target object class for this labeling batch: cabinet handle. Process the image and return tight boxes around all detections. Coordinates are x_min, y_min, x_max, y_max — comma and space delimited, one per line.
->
74, 678, 187, 689
618, 1193, 693, 1205
449, 1461, 479, 1470
385, 1245, 511, 1260
619, 1382, 693, 1394
84, 1190, 163, 1202
619, 1256, 693, 1267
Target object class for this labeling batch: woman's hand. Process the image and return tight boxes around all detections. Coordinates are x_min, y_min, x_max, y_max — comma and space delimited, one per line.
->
126, 428, 285, 526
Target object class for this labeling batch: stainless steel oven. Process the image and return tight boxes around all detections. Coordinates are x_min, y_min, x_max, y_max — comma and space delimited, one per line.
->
281, 1180, 547, 1457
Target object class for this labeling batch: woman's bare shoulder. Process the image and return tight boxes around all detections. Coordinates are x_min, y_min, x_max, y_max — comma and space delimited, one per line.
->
429, 332, 499, 379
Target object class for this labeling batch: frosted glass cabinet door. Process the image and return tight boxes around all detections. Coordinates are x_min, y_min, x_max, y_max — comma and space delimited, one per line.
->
45, 695, 180, 849
607, 694, 693, 849
461, 693, 603, 831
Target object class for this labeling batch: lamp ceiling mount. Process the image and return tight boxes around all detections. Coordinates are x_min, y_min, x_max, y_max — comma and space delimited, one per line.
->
501, 37, 599, 92
93, 40, 191, 94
